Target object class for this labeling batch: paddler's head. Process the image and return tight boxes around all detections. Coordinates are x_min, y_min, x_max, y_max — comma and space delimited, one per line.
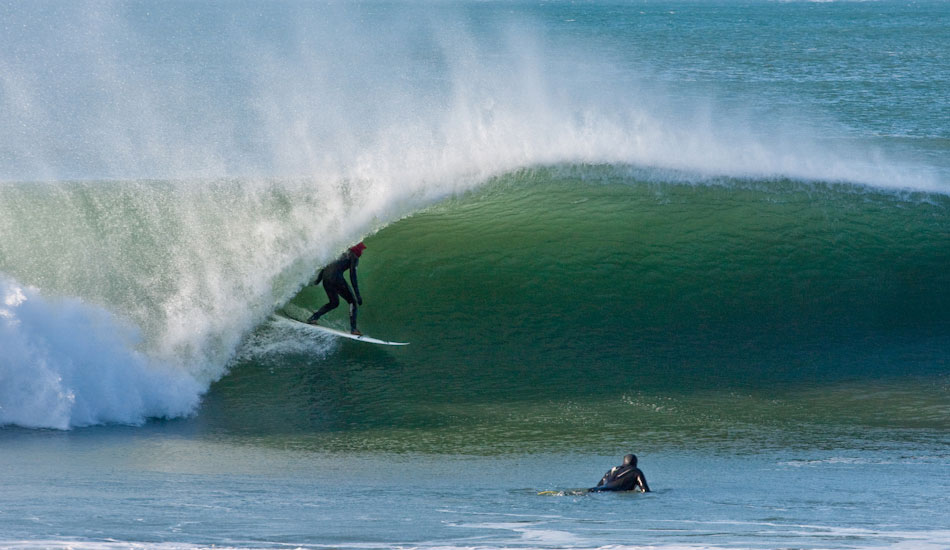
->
623, 454, 637, 467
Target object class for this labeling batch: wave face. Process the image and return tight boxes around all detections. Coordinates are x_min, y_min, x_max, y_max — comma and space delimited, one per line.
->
1, 1, 948, 429
265, 171, 950, 427
224, 168, 949, 452
354, 170, 950, 393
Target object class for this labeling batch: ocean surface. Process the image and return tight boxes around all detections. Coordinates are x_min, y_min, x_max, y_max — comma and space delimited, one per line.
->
1, 1, 948, 549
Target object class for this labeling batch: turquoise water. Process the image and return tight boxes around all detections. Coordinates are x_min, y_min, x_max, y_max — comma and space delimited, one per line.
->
1, 1, 949, 548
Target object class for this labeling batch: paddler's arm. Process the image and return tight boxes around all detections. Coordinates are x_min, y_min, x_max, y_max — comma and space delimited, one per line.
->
636, 470, 650, 492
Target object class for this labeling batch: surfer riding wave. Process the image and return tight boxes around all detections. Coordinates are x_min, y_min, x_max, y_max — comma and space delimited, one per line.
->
307, 242, 365, 335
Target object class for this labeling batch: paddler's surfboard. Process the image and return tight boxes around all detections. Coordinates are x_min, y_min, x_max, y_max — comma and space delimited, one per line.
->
274, 314, 409, 346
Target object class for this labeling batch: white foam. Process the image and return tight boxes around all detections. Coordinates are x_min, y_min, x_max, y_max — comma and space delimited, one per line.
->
0, 276, 202, 429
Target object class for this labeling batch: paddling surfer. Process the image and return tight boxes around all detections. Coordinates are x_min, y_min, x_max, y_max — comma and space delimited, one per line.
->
589, 454, 651, 492
307, 242, 365, 335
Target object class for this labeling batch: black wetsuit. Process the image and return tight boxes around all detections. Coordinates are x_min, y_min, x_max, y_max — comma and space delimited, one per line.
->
307, 250, 362, 332
590, 455, 650, 492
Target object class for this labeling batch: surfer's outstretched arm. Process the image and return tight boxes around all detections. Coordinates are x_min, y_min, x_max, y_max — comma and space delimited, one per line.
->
312, 268, 324, 286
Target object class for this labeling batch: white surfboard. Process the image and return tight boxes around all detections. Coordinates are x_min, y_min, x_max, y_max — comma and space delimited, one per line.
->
274, 314, 409, 346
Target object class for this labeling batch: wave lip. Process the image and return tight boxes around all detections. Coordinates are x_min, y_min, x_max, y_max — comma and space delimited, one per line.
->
0, 276, 202, 430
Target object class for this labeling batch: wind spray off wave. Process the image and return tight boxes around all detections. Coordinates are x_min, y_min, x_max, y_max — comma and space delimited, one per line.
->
0, 2, 942, 190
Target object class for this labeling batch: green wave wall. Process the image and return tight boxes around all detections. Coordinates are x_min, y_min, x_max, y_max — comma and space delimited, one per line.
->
298, 169, 949, 389
210, 169, 950, 450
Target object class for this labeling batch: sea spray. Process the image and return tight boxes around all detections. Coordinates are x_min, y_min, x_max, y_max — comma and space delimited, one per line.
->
0, 178, 371, 379
0, 2, 940, 190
